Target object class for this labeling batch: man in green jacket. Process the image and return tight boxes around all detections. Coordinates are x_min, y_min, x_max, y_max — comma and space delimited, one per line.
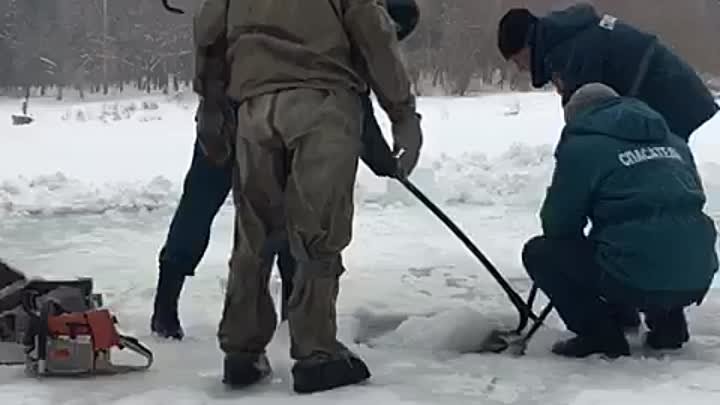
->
523, 83, 718, 358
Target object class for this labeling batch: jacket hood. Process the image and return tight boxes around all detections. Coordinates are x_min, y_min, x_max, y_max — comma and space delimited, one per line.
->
563, 98, 671, 143
538, 3, 599, 49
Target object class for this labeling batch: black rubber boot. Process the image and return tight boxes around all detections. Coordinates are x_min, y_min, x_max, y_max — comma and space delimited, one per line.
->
612, 306, 641, 333
150, 266, 185, 340
292, 348, 371, 394
223, 353, 272, 388
551, 334, 630, 359
644, 308, 690, 350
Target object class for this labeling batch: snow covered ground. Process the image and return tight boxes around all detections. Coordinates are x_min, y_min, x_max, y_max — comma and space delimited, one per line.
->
1, 91, 720, 404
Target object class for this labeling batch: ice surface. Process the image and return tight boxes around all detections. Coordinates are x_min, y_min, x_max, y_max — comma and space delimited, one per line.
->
1, 92, 720, 404
570, 369, 720, 405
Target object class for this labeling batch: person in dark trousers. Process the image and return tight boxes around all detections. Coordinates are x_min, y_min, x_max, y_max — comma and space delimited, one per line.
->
497, 3, 718, 142
522, 82, 718, 359
150, 138, 296, 340
150, 0, 420, 342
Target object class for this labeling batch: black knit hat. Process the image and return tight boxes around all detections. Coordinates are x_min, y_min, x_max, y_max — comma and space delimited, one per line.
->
498, 8, 538, 59
386, 0, 420, 41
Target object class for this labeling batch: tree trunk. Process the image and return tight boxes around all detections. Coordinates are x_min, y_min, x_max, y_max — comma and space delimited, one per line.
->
432, 68, 442, 87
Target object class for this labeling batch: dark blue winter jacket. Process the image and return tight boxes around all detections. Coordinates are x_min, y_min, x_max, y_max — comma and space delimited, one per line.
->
529, 3, 718, 141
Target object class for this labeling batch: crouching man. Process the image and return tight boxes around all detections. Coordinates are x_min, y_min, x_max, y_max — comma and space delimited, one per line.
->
523, 83, 718, 358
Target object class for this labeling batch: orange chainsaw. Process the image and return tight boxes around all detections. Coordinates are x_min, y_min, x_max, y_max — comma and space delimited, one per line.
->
20, 283, 153, 377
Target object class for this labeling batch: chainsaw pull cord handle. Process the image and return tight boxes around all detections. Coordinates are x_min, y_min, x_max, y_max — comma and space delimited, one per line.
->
21, 289, 39, 316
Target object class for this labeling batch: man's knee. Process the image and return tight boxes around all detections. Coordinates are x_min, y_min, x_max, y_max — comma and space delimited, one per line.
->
292, 256, 344, 284
286, 159, 357, 261
521, 235, 550, 274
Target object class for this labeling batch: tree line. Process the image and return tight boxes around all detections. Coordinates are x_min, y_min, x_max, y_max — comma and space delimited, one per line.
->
1, 0, 719, 99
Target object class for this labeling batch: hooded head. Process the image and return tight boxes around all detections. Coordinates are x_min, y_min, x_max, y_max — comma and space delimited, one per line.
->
563, 83, 672, 144
564, 83, 619, 123
386, 0, 420, 41
497, 8, 538, 71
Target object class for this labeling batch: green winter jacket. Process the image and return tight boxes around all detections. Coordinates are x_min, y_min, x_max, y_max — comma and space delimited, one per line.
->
541, 97, 718, 292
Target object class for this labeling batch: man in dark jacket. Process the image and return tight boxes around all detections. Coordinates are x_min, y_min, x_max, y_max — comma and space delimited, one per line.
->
497, 3, 718, 142
150, 0, 419, 345
523, 83, 718, 358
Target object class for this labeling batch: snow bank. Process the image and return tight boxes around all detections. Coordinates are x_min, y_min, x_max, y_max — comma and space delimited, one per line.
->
2, 92, 719, 217
3, 143, 720, 217
430, 143, 554, 207
0, 145, 554, 217
358, 307, 503, 354
61, 100, 163, 124
0, 174, 179, 216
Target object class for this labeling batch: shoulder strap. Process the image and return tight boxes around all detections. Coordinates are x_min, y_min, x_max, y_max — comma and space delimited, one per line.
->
628, 40, 657, 97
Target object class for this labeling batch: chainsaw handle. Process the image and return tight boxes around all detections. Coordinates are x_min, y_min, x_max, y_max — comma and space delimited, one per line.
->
21, 290, 40, 316
36, 299, 51, 367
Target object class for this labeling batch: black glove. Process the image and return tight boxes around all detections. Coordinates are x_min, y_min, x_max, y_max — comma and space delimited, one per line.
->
391, 112, 423, 178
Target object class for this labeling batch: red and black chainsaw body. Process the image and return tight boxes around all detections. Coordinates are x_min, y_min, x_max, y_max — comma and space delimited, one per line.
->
16, 279, 153, 377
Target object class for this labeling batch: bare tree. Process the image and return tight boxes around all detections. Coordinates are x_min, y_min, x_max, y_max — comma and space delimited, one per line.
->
0, 0, 718, 96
